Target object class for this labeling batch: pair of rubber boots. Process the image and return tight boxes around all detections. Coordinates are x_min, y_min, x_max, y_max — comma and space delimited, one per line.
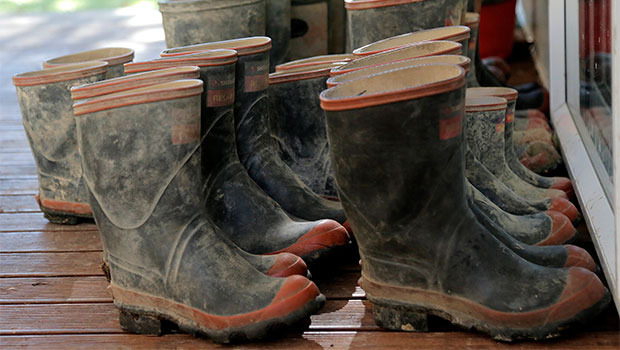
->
70, 76, 327, 343
320, 63, 610, 341
157, 37, 349, 231
12, 48, 134, 224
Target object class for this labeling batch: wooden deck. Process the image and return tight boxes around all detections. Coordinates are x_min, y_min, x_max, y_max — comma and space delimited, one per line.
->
0, 8, 618, 350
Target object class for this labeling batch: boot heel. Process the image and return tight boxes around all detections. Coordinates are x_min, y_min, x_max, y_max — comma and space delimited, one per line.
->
371, 302, 429, 332
119, 309, 164, 335
43, 211, 79, 225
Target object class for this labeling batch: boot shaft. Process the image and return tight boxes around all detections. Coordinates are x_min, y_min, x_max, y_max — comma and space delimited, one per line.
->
13, 61, 108, 209
268, 63, 343, 195
464, 96, 508, 167
345, 0, 466, 51
320, 64, 466, 256
124, 50, 240, 170
158, 0, 266, 48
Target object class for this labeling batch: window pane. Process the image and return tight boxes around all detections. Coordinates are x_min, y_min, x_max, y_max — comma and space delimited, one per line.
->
578, 0, 613, 185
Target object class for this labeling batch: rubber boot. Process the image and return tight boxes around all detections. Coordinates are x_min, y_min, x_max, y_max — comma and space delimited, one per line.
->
326, 54, 470, 88
464, 143, 577, 219
331, 40, 462, 77
72, 80, 325, 343
157, 0, 266, 48
12, 61, 108, 224
463, 12, 480, 87
128, 44, 351, 263
266, 0, 291, 71
162, 37, 350, 227
71, 65, 308, 279
269, 62, 348, 197
463, 93, 570, 202
344, 0, 466, 51
468, 182, 576, 246
467, 87, 574, 197
275, 54, 355, 72
43, 48, 134, 79
319, 64, 610, 341
469, 196, 596, 271
352, 26, 471, 57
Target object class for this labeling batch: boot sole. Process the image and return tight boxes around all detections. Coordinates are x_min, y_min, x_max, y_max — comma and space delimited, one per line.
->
36, 196, 94, 225
111, 284, 326, 343
362, 275, 610, 342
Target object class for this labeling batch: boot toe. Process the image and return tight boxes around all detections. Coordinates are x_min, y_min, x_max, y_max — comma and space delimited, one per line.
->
549, 197, 580, 223
266, 253, 308, 278
537, 211, 577, 246
547, 267, 609, 323
526, 118, 551, 132
273, 220, 350, 259
564, 245, 597, 272
550, 177, 574, 198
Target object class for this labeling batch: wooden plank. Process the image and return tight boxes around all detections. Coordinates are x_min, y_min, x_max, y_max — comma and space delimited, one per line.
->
0, 213, 97, 232
0, 151, 34, 166
0, 330, 618, 349
0, 304, 120, 335
0, 300, 376, 336
0, 165, 37, 177
0, 195, 41, 213
0, 178, 38, 195
0, 276, 110, 304
0, 230, 102, 253
0, 252, 103, 277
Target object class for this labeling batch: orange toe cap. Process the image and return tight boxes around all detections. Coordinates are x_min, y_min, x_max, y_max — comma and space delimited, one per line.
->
548, 267, 608, 323
537, 211, 577, 246
564, 245, 597, 272
550, 177, 574, 199
549, 197, 580, 223
266, 253, 308, 278
273, 220, 350, 258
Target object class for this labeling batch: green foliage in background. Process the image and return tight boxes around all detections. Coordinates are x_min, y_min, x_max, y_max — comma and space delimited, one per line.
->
0, 0, 157, 13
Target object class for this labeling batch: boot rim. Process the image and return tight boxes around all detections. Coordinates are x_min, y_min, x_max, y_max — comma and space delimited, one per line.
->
71, 66, 201, 100
73, 79, 203, 115
353, 26, 471, 57
345, 0, 429, 11
161, 36, 272, 58
467, 87, 518, 102
124, 49, 237, 74
13, 61, 108, 87
320, 64, 465, 111
465, 96, 508, 112
275, 54, 356, 72
331, 41, 462, 77
269, 62, 345, 84
464, 12, 480, 27
43, 47, 134, 68
327, 55, 470, 88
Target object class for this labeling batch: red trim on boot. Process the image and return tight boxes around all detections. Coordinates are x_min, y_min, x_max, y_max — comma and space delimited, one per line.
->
564, 245, 597, 272
538, 211, 577, 246
35, 194, 92, 215
266, 253, 308, 277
